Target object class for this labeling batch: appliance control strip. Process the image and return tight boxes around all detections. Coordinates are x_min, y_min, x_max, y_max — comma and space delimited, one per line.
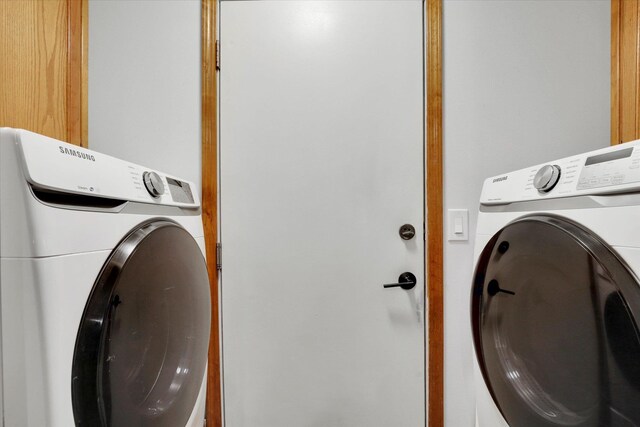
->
17, 130, 199, 208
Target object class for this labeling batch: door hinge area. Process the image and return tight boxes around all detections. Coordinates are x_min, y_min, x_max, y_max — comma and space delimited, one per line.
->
216, 242, 222, 271
215, 40, 220, 70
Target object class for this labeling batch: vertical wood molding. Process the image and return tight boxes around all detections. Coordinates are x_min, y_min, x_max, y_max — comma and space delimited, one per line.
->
201, 0, 222, 426
81, 0, 88, 146
426, 0, 444, 426
614, 0, 640, 145
612, 0, 621, 145
636, 0, 640, 138
66, 0, 87, 147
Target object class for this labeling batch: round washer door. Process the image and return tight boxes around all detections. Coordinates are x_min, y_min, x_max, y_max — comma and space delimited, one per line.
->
72, 220, 211, 427
472, 215, 640, 427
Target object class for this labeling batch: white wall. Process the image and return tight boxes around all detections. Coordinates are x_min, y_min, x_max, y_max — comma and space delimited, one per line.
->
88, 0, 201, 196
443, 1, 610, 425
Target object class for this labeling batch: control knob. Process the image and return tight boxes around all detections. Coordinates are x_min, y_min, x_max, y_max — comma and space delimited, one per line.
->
533, 164, 561, 193
143, 171, 165, 197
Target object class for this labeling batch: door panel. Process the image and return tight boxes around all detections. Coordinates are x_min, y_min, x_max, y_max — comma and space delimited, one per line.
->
220, 2, 425, 426
72, 221, 211, 427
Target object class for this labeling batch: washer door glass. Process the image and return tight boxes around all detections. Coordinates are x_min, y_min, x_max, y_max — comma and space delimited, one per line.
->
72, 220, 211, 427
472, 215, 640, 427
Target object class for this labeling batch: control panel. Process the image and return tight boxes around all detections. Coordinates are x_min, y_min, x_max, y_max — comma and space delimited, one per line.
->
16, 129, 199, 208
481, 139, 640, 205
576, 147, 640, 191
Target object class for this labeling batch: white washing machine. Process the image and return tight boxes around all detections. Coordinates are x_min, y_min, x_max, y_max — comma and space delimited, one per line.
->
0, 129, 211, 426
472, 140, 640, 427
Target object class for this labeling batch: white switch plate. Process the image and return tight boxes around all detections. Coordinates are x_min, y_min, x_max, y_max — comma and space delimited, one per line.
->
448, 209, 469, 241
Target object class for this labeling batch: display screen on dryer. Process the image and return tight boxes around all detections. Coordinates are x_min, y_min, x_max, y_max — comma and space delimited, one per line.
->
584, 147, 633, 166
577, 146, 640, 191
167, 177, 194, 203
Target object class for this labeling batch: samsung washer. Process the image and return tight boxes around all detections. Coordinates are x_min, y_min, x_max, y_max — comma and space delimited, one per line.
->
472, 140, 640, 427
0, 128, 211, 426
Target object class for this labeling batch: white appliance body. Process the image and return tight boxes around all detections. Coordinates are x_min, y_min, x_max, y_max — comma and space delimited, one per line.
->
0, 129, 210, 427
473, 139, 640, 427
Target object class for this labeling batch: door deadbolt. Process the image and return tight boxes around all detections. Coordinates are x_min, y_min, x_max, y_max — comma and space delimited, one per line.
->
399, 224, 416, 240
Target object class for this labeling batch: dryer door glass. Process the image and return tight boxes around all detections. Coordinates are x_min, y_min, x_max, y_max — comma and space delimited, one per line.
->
72, 220, 211, 427
472, 215, 640, 427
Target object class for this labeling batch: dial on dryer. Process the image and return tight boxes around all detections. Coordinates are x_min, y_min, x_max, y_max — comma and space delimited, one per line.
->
143, 171, 165, 197
533, 164, 561, 192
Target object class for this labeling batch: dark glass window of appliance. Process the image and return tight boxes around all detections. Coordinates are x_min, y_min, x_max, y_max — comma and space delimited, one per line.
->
471, 215, 640, 427
72, 220, 211, 427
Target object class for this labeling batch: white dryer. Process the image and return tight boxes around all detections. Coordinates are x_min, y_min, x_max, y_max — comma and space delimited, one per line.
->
472, 140, 640, 427
0, 129, 211, 426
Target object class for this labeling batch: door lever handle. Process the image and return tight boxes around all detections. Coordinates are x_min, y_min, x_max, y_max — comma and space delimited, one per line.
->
383, 272, 417, 290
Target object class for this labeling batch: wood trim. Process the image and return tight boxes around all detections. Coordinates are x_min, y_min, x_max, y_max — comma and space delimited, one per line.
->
200, 1, 444, 425
66, 0, 88, 147
426, 0, 444, 425
636, 0, 640, 138
612, 0, 621, 145
201, 0, 222, 426
81, 0, 88, 146
615, 0, 640, 144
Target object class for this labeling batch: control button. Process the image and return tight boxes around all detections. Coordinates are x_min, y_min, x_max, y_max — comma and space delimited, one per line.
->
533, 164, 561, 193
143, 171, 165, 197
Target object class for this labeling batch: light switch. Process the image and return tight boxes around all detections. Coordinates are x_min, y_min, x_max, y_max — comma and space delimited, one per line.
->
448, 209, 469, 241
454, 217, 463, 234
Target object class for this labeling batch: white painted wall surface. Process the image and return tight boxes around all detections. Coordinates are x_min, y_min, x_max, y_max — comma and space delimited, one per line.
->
88, 0, 201, 196
443, 1, 610, 426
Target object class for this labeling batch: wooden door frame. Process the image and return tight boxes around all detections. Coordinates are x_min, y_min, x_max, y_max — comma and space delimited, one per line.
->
201, 0, 222, 424
611, 0, 640, 146
200, 0, 443, 425
67, 0, 89, 147
611, 0, 620, 145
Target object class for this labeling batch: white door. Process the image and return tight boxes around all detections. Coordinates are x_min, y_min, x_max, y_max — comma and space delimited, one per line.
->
219, 2, 425, 426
